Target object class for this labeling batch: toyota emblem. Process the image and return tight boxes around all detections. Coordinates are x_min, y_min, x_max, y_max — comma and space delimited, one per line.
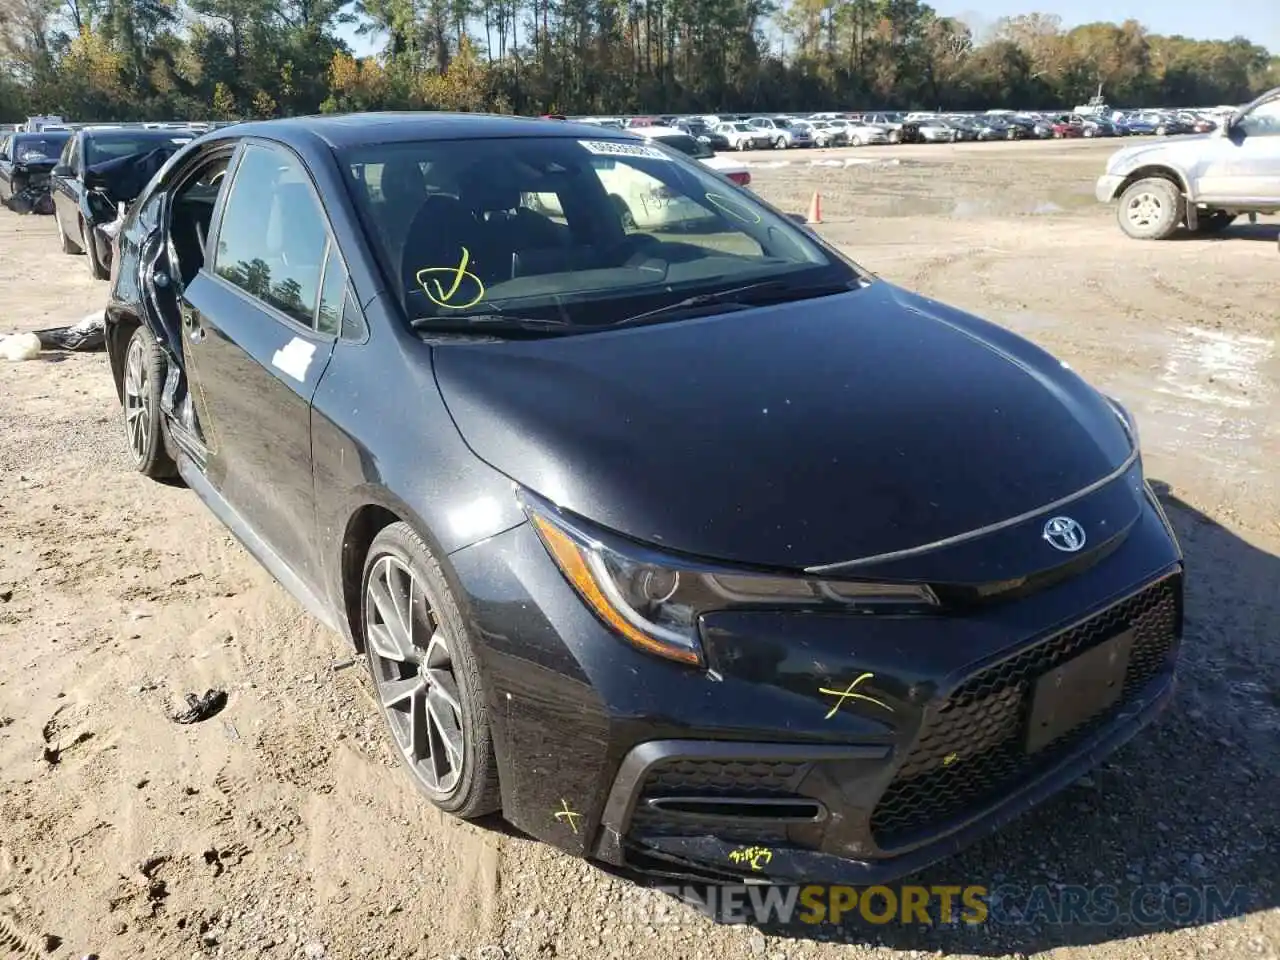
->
1043, 516, 1086, 553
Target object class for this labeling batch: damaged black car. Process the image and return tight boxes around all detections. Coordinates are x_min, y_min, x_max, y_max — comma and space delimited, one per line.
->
52, 126, 194, 279
0, 130, 72, 214
102, 114, 1184, 886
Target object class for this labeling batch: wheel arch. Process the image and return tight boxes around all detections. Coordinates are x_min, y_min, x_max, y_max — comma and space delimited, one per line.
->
1116, 165, 1191, 202
104, 306, 142, 404
337, 493, 473, 654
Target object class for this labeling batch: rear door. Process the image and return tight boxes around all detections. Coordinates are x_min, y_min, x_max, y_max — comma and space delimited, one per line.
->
178, 141, 339, 585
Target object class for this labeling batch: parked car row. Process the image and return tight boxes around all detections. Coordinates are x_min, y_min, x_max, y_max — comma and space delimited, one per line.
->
565, 104, 1239, 149
1, 125, 196, 276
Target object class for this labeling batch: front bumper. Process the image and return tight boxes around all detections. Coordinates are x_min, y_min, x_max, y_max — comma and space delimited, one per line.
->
449, 480, 1183, 882
1096, 173, 1125, 203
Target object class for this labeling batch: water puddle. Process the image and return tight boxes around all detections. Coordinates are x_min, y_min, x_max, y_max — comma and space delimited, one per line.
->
1113, 326, 1275, 478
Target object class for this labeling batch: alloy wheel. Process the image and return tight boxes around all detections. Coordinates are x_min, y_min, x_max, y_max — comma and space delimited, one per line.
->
364, 554, 466, 797
123, 334, 151, 464
1125, 191, 1164, 230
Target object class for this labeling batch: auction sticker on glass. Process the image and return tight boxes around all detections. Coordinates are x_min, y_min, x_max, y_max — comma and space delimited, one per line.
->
579, 140, 672, 161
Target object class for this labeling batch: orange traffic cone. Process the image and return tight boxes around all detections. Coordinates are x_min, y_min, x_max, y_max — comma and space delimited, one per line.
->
806, 191, 823, 224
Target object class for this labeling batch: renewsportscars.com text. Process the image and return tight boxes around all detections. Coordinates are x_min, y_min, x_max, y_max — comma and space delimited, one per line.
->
641, 883, 1251, 927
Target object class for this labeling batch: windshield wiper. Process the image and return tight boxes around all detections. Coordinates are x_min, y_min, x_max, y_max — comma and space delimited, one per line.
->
410, 314, 573, 336
611, 278, 860, 328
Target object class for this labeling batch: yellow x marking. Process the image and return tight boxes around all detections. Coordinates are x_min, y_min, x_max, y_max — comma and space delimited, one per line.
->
553, 799, 583, 835
819, 672, 894, 719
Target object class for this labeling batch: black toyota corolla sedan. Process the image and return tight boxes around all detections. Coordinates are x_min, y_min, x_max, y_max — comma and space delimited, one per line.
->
103, 113, 1183, 885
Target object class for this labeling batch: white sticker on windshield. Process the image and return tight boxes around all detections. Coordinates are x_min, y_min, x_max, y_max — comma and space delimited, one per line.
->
578, 139, 671, 161
271, 337, 316, 383
171, 138, 192, 144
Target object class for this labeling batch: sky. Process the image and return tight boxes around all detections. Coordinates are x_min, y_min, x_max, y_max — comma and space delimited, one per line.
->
338, 0, 1279, 59
942, 0, 1279, 53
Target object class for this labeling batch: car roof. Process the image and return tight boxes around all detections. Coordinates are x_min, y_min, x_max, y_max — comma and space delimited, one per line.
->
208, 112, 632, 150
81, 127, 195, 140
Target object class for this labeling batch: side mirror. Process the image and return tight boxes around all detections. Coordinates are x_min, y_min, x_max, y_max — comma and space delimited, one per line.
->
52, 164, 72, 177
785, 212, 808, 224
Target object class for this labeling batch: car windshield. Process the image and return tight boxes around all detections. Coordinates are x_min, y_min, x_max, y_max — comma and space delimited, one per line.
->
86, 132, 193, 165
340, 135, 858, 333
13, 135, 69, 161
649, 133, 713, 160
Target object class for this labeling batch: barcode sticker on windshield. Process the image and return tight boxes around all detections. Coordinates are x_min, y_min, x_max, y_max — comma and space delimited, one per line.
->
578, 140, 671, 161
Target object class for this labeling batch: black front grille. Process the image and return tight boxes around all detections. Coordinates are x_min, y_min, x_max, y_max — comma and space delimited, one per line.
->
639, 758, 807, 795
871, 574, 1181, 848
629, 759, 807, 844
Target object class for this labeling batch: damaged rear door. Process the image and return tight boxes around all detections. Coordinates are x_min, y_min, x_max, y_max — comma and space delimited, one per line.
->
175, 140, 338, 587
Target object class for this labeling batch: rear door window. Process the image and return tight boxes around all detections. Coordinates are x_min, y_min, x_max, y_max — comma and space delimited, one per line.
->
212, 144, 330, 328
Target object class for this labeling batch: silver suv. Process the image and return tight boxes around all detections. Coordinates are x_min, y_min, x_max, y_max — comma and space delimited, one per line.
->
1096, 86, 1280, 239
749, 117, 813, 149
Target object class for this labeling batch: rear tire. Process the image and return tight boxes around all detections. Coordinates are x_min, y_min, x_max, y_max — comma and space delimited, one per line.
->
1193, 211, 1237, 234
610, 194, 636, 230
57, 214, 82, 254
361, 522, 501, 819
774, 136, 787, 150
84, 219, 108, 280
1117, 177, 1183, 240
122, 324, 178, 479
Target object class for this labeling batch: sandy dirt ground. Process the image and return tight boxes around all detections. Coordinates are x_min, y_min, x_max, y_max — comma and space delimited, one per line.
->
0, 138, 1276, 960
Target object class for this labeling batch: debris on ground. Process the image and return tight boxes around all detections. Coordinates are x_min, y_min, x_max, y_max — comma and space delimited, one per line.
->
33, 313, 106, 352
170, 690, 228, 724
0, 332, 42, 362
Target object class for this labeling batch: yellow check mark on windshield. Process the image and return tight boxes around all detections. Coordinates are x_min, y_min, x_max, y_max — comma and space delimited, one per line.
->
416, 247, 485, 310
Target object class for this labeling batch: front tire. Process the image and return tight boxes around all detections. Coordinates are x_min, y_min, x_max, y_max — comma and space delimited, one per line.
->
84, 219, 108, 279
773, 135, 787, 150
122, 324, 177, 478
1117, 177, 1183, 240
361, 522, 500, 818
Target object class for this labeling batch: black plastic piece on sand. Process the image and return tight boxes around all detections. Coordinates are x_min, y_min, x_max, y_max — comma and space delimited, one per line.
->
171, 690, 228, 724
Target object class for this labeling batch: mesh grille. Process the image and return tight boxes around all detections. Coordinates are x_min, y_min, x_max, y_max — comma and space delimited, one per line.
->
871, 575, 1180, 848
639, 759, 806, 796
628, 759, 806, 843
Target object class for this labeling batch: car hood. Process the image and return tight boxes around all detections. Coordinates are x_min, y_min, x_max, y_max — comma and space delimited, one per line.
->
1106, 133, 1214, 171
432, 282, 1134, 571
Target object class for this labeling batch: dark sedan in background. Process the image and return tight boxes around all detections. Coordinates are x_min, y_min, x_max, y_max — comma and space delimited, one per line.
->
51, 126, 194, 277
102, 113, 1184, 886
0, 130, 72, 211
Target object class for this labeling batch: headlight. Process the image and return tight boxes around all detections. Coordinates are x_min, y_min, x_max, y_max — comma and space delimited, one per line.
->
1106, 395, 1141, 451
523, 495, 938, 667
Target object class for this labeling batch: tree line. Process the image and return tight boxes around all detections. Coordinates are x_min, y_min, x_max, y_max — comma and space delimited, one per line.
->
0, 0, 1275, 123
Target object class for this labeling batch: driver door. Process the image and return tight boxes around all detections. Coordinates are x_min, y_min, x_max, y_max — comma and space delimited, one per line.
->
1223, 95, 1280, 202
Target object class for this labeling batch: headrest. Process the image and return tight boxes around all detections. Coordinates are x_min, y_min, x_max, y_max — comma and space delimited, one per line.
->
460, 173, 520, 213
380, 159, 426, 206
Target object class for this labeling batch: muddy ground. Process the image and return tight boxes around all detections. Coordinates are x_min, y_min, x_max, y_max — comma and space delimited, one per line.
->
0, 139, 1276, 960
